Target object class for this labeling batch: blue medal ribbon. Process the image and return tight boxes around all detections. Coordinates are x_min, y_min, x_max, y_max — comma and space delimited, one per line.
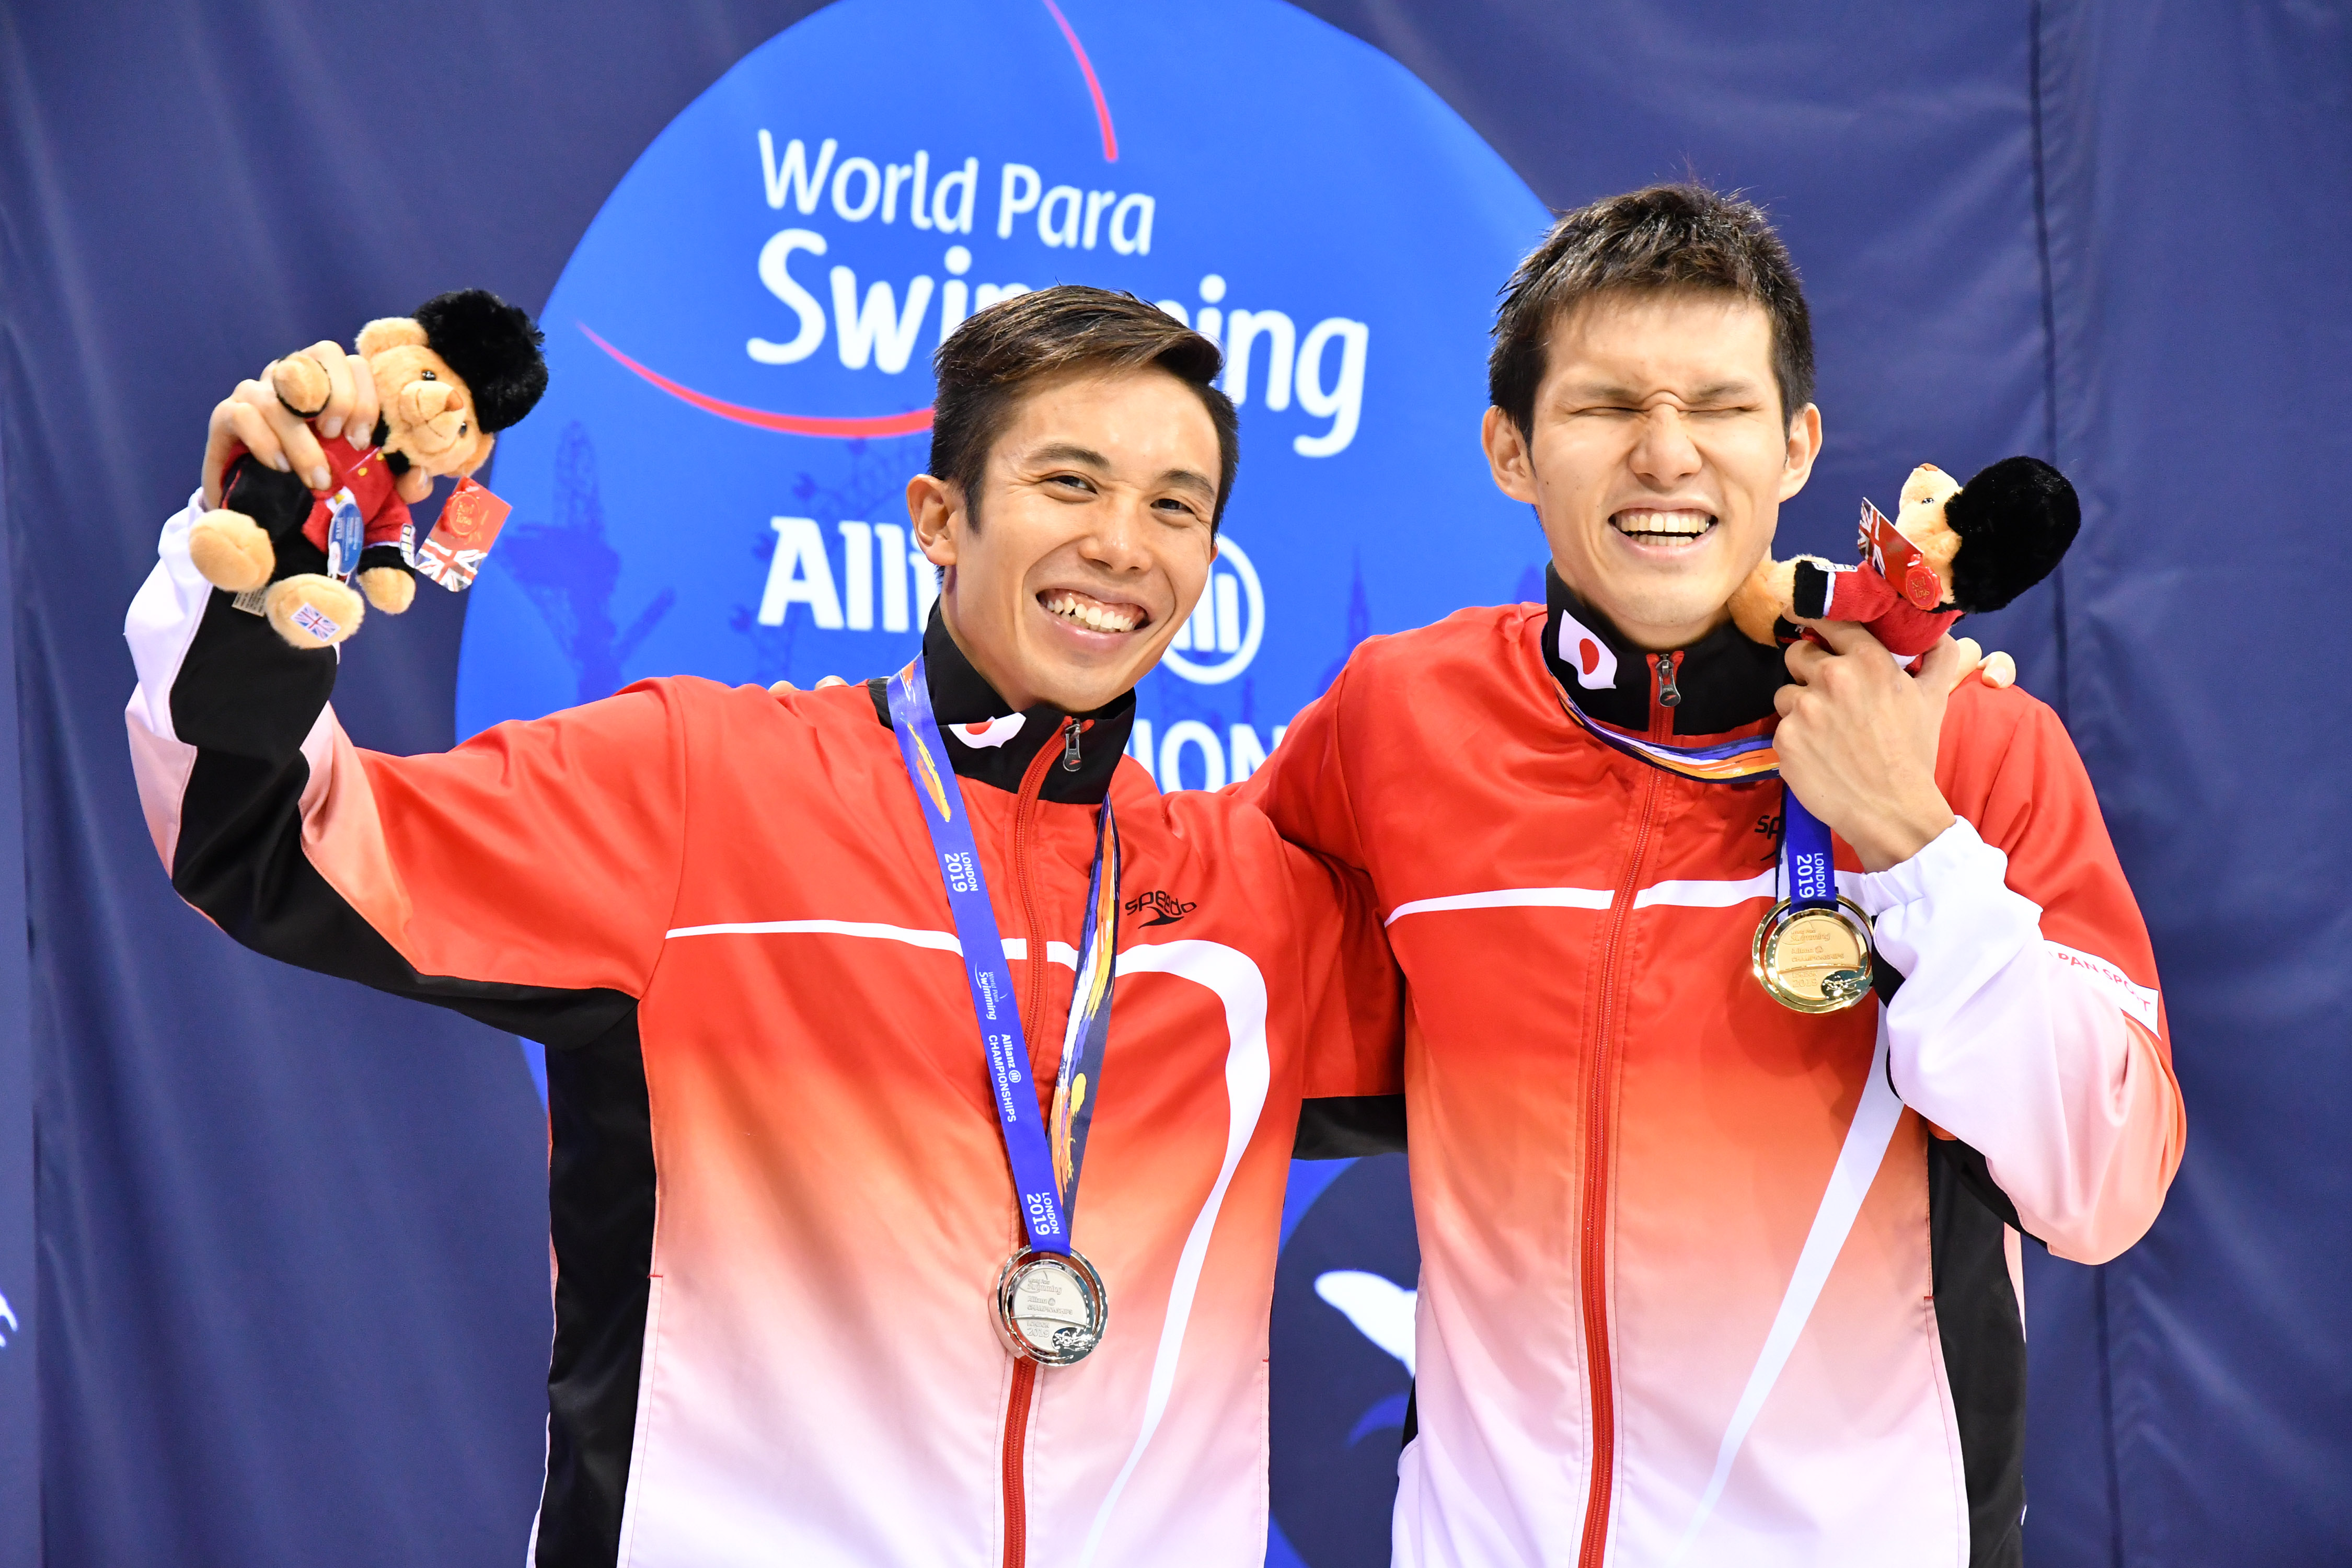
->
886, 656, 1120, 1256
1780, 786, 1837, 910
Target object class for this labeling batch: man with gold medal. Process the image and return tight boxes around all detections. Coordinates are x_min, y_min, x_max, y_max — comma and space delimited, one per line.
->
1242, 185, 2187, 1568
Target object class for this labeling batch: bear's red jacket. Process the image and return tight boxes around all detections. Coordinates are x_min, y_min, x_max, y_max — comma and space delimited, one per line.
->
222, 432, 412, 555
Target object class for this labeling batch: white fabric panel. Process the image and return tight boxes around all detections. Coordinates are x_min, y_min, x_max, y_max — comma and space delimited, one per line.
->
123, 493, 261, 871
1633, 869, 1774, 908
1385, 886, 1612, 924
123, 492, 216, 747
1075, 939, 1270, 1567
1854, 821, 2159, 1259
1667, 1028, 1907, 1561
664, 921, 1081, 971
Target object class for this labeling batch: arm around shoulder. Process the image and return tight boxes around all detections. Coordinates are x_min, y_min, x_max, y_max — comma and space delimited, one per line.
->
1228, 657, 1371, 872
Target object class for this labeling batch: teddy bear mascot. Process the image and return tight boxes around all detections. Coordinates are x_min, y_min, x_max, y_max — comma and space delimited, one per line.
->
1727, 455, 2080, 685
187, 289, 547, 649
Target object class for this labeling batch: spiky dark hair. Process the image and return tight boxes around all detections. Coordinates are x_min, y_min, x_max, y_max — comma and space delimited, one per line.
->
1491, 182, 1815, 434
414, 290, 547, 433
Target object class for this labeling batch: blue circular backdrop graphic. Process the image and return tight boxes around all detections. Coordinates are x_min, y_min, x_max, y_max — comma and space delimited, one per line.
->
455, 0, 1551, 792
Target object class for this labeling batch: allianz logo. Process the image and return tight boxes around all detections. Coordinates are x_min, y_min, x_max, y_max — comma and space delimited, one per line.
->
1162, 537, 1263, 684
757, 523, 1264, 687
758, 518, 937, 633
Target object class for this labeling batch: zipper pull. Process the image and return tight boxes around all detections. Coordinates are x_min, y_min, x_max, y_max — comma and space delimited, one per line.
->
1062, 719, 1082, 773
1655, 652, 1682, 708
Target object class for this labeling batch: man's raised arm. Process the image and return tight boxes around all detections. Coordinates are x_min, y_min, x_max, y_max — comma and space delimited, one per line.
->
128, 395, 688, 1048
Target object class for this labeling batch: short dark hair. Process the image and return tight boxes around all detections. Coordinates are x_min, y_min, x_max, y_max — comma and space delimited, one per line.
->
930, 285, 1239, 529
1490, 182, 1815, 436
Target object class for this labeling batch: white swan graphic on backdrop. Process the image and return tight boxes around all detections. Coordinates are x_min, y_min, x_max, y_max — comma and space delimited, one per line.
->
1315, 1269, 1417, 1376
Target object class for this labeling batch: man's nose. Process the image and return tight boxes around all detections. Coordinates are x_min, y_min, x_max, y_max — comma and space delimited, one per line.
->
1630, 406, 1703, 484
1080, 498, 1158, 572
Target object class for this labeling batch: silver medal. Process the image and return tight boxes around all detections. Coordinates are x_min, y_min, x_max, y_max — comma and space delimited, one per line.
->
994, 1249, 1109, 1366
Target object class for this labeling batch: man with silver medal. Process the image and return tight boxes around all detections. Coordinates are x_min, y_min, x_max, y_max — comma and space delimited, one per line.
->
160, 286, 1404, 1564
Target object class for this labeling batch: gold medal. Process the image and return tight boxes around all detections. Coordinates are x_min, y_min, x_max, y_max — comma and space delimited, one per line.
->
1751, 897, 1876, 1013
994, 1249, 1109, 1366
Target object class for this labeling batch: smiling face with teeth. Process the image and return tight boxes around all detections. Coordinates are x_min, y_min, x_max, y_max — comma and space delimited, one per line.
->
905, 365, 1221, 715
1482, 289, 1824, 652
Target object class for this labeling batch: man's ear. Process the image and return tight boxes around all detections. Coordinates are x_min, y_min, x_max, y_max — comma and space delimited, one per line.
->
1482, 406, 1539, 504
458, 428, 497, 477
1778, 403, 1824, 502
905, 472, 962, 566
355, 317, 429, 358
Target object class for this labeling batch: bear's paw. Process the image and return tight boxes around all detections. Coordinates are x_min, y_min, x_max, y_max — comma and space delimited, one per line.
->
188, 509, 275, 593
264, 574, 364, 650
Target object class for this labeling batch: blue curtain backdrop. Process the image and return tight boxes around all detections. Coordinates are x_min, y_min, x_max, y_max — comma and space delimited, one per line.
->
1, 2, 2345, 1564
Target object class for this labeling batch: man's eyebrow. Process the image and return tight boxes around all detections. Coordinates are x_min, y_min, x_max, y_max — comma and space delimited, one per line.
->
1157, 466, 1218, 502
1025, 444, 1216, 503
1024, 442, 1111, 469
1553, 377, 1766, 406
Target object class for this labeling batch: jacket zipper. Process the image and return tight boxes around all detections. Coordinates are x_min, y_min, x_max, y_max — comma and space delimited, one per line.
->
1000, 716, 1074, 1568
1577, 679, 1671, 1568
1651, 651, 1683, 728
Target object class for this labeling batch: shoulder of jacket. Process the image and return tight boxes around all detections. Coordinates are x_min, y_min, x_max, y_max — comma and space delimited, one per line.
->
1337, 602, 1542, 684
1945, 675, 2063, 754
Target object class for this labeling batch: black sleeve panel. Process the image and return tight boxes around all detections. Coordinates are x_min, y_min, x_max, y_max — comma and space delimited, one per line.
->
1294, 1093, 1408, 1159
1941, 1134, 2027, 1235
1792, 559, 1833, 620
1929, 1136, 2028, 1568
536, 1009, 658, 1568
172, 745, 633, 1049
171, 583, 339, 760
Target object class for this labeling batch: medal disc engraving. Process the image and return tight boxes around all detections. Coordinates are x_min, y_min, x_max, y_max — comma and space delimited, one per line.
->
1751, 898, 1876, 1013
995, 1249, 1109, 1365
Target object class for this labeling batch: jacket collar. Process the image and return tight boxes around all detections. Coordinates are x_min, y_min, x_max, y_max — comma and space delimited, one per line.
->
1541, 566, 1788, 737
866, 607, 1133, 805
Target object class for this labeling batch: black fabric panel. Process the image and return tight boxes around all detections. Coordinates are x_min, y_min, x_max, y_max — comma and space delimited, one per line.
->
171, 587, 339, 762
1793, 558, 1833, 620
535, 1010, 656, 1568
857, 612, 1131, 803
1941, 1133, 2027, 1236
1930, 1136, 2029, 1568
1401, 1382, 1418, 1448
1294, 1093, 1408, 1158
1872, 951, 1908, 1007
1541, 566, 1788, 736
171, 746, 635, 1048
219, 453, 319, 548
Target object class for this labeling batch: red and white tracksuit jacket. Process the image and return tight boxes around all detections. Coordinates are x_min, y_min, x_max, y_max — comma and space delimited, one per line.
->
1236, 569, 2183, 1568
124, 493, 1401, 1568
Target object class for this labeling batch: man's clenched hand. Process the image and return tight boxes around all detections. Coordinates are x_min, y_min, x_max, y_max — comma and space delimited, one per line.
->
201, 341, 390, 506
1773, 618, 1974, 872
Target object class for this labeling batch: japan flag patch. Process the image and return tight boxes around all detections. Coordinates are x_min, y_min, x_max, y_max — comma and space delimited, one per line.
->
947, 713, 1027, 750
1558, 608, 1619, 690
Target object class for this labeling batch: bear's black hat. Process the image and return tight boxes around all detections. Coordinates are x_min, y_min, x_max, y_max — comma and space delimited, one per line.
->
1945, 455, 2080, 614
414, 289, 547, 433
